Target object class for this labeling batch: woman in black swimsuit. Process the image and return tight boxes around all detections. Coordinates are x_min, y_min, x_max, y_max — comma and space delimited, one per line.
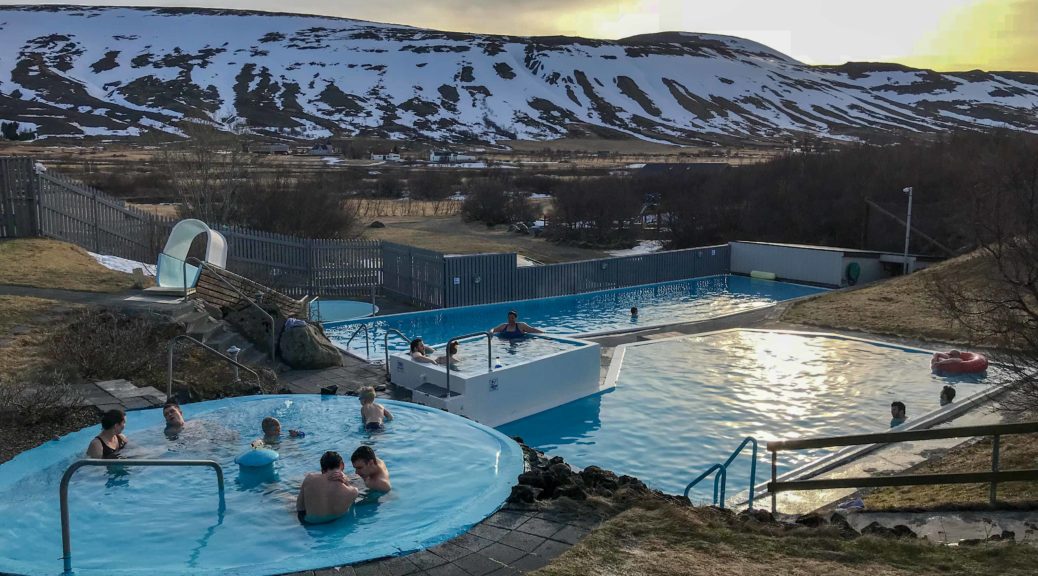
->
87, 409, 128, 459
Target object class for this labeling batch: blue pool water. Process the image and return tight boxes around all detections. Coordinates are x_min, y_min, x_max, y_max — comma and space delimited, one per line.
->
327, 275, 825, 360
425, 334, 587, 373
498, 330, 1002, 500
0, 396, 523, 576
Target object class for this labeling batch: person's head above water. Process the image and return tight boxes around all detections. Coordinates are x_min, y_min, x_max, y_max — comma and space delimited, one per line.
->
890, 401, 906, 419
262, 416, 281, 438
507, 310, 518, 322
162, 401, 184, 427
320, 450, 344, 473
101, 408, 126, 432
447, 340, 459, 355
410, 338, 426, 354
940, 386, 957, 405
630, 306, 638, 316
359, 386, 376, 405
351, 445, 378, 475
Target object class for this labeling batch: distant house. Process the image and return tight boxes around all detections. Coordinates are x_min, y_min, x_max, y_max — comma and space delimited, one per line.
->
429, 150, 476, 163
638, 162, 730, 177
371, 152, 402, 161
249, 143, 290, 155
309, 143, 339, 156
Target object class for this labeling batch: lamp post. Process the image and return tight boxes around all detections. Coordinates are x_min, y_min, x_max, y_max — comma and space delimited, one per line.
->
902, 187, 913, 275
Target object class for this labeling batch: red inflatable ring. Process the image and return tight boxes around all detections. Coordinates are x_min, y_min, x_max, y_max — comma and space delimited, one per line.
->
931, 351, 988, 375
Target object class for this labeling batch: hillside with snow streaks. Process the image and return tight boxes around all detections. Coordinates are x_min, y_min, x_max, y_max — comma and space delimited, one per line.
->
2, 6, 1038, 144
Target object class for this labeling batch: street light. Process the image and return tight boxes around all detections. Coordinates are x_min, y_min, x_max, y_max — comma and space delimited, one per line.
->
902, 187, 913, 275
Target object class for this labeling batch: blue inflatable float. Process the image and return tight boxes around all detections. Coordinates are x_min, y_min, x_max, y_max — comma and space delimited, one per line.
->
235, 448, 279, 468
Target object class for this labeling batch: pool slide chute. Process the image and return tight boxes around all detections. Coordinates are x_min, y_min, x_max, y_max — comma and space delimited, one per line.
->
152, 219, 228, 292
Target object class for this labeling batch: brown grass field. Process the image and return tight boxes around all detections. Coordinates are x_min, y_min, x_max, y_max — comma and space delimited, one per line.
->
0, 238, 142, 293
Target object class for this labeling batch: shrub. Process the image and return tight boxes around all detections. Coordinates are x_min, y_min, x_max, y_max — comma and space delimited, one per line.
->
0, 367, 82, 426
236, 170, 361, 239
52, 309, 178, 383
461, 178, 533, 225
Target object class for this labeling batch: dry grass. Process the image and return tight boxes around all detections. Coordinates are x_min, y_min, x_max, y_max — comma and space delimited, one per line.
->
0, 238, 139, 293
781, 251, 998, 345
863, 434, 1038, 510
537, 502, 1038, 576
0, 296, 81, 378
362, 215, 607, 263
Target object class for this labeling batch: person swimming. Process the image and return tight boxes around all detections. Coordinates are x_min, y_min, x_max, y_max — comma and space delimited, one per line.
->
87, 409, 127, 459
359, 386, 393, 431
491, 310, 543, 339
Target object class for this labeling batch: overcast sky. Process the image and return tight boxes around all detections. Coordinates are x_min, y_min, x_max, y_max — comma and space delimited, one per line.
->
13, 0, 1038, 71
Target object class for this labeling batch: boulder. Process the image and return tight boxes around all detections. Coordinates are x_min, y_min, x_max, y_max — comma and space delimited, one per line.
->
279, 323, 343, 369
369, 220, 386, 228
795, 512, 828, 528
507, 484, 537, 503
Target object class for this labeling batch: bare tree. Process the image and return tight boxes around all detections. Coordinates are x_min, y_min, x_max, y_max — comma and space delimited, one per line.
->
929, 132, 1038, 413
163, 123, 253, 224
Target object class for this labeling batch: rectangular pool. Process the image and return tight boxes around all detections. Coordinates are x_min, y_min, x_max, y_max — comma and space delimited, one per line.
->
497, 330, 1004, 499
327, 275, 826, 360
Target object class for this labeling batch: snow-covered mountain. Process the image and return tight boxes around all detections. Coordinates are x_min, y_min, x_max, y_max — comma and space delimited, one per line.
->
2, 5, 1038, 144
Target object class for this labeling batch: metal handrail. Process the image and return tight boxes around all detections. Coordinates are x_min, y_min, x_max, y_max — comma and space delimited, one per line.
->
683, 437, 757, 510
60, 458, 225, 574
303, 295, 320, 322
383, 328, 413, 377
183, 257, 276, 362
444, 331, 493, 397
168, 334, 262, 398
766, 421, 1038, 513
684, 464, 727, 507
345, 324, 371, 359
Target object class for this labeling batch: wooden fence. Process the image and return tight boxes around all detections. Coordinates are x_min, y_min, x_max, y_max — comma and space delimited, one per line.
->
1, 156, 734, 306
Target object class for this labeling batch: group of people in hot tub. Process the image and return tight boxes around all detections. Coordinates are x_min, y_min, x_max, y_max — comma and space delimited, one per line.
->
85, 386, 395, 525
408, 309, 544, 365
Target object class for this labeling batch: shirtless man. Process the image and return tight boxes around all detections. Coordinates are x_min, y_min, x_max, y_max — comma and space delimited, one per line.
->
351, 446, 392, 492
296, 451, 360, 524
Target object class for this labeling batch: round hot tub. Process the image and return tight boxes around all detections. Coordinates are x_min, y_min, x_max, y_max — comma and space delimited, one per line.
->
0, 396, 522, 576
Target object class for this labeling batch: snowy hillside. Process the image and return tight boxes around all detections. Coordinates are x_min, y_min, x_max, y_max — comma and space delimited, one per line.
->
2, 5, 1038, 144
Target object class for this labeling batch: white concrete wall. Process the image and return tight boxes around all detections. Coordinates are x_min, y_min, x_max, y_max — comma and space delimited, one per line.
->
388, 337, 606, 427
730, 242, 844, 286
842, 256, 886, 286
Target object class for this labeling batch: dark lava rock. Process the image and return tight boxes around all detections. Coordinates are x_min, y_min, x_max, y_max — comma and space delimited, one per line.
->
369, 220, 386, 228
861, 522, 899, 538
739, 509, 775, 524
508, 484, 537, 503
518, 470, 546, 488
580, 466, 620, 492
548, 462, 574, 481
795, 513, 828, 528
828, 513, 858, 538
557, 483, 588, 500
891, 525, 917, 539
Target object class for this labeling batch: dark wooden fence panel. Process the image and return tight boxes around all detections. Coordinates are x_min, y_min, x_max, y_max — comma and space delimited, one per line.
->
0, 157, 40, 238
443, 253, 518, 307
382, 241, 444, 308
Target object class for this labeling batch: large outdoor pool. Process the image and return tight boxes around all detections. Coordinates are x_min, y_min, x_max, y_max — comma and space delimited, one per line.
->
327, 275, 825, 360
498, 330, 1002, 500
0, 396, 522, 576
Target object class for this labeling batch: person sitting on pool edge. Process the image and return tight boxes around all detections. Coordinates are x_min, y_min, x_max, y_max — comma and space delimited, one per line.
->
491, 310, 543, 339
890, 401, 907, 428
359, 386, 393, 431
296, 451, 359, 524
409, 337, 438, 364
352, 446, 391, 492
87, 409, 128, 459
436, 340, 461, 367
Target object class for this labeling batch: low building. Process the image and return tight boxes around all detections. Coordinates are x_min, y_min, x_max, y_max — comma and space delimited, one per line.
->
371, 152, 402, 161
249, 143, 290, 155
429, 150, 476, 163
309, 143, 339, 156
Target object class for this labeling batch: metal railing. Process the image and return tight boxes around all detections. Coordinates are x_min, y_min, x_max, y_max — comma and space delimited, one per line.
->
684, 437, 757, 510
167, 334, 262, 398
60, 458, 225, 574
383, 328, 413, 378
304, 295, 320, 322
444, 331, 494, 397
766, 421, 1038, 514
183, 256, 276, 362
344, 324, 371, 360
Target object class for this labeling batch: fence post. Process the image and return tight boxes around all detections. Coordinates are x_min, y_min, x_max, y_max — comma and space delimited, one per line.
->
990, 434, 1001, 506
91, 188, 100, 252
27, 159, 40, 237
770, 450, 778, 514
306, 238, 314, 297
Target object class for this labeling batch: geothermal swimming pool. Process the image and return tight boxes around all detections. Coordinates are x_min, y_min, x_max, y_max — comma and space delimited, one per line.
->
326, 275, 826, 359
0, 396, 523, 576
499, 330, 1003, 499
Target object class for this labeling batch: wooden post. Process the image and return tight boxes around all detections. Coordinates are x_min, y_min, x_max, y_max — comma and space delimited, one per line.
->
771, 450, 778, 514
990, 434, 1000, 506
91, 188, 100, 252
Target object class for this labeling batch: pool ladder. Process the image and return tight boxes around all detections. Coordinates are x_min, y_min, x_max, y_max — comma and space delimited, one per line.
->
683, 437, 758, 510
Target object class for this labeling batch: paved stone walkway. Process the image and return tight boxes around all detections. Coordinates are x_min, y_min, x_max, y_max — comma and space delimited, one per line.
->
282, 502, 600, 576
70, 379, 167, 413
